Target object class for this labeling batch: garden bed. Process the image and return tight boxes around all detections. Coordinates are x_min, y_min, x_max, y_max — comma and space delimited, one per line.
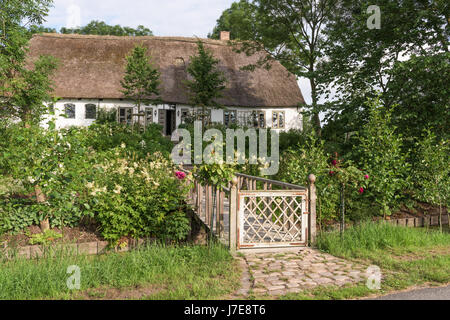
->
0, 225, 102, 248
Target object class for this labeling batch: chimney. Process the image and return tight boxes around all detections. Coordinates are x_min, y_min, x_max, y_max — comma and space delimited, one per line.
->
220, 31, 230, 41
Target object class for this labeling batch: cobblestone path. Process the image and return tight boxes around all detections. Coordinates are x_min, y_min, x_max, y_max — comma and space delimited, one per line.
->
234, 248, 369, 297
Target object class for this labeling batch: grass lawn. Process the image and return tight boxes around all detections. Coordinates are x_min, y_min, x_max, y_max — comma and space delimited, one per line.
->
0, 243, 241, 300
281, 222, 450, 300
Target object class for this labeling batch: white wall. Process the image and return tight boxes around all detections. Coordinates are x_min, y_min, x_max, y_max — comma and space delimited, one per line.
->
42, 99, 303, 132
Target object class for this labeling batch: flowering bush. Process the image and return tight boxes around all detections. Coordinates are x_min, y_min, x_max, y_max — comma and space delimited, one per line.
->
0, 121, 191, 242
84, 150, 192, 245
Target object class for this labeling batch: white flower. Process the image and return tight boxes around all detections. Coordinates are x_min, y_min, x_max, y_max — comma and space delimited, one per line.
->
86, 182, 95, 189
27, 176, 36, 184
121, 143, 126, 149
113, 185, 123, 194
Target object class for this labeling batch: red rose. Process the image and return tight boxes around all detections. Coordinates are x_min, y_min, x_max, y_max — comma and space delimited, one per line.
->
358, 187, 364, 194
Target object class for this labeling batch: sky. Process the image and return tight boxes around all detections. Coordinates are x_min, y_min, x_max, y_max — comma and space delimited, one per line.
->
42, 0, 318, 107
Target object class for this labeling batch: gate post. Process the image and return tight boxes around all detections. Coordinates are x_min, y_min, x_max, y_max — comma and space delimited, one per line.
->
229, 176, 239, 252
308, 174, 317, 245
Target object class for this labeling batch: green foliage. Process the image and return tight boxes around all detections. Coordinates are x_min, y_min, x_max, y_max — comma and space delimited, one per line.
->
86, 122, 173, 159
29, 229, 62, 245
0, 198, 40, 234
0, 120, 182, 241
321, 0, 449, 142
0, 0, 57, 125
59, 20, 153, 37
414, 130, 450, 228
354, 98, 410, 217
121, 45, 161, 124
386, 53, 450, 146
85, 152, 192, 244
186, 40, 227, 125
207, 0, 256, 40
277, 134, 340, 222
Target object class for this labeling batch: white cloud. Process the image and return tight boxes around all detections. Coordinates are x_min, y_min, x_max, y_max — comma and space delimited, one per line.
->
44, 0, 233, 37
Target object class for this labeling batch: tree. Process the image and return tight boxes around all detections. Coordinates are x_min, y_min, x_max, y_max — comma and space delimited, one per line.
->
185, 40, 227, 128
320, 0, 449, 145
120, 44, 161, 130
0, 0, 57, 231
415, 130, 450, 232
212, 0, 337, 136
207, 0, 255, 40
354, 97, 410, 219
60, 20, 153, 37
0, 0, 57, 125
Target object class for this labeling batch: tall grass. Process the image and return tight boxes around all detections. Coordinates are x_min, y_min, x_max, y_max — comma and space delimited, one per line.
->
0, 243, 239, 300
316, 222, 450, 259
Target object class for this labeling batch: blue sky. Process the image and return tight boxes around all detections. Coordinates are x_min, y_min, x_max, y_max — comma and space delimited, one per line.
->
43, 0, 317, 106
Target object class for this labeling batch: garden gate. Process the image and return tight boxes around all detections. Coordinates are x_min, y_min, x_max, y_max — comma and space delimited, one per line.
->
185, 169, 317, 252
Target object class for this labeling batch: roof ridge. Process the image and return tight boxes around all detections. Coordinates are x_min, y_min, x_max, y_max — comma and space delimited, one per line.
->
33, 33, 231, 47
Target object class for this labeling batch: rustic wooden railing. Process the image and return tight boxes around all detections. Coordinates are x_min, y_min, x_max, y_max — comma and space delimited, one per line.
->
183, 168, 317, 252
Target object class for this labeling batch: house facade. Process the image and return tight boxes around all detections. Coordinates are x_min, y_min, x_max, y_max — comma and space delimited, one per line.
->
28, 33, 305, 134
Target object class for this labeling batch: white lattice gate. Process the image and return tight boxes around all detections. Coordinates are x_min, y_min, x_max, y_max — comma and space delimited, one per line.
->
237, 190, 309, 249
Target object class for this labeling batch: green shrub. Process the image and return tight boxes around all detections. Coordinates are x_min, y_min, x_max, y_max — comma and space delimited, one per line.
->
85, 150, 192, 244
353, 98, 411, 217
277, 134, 340, 222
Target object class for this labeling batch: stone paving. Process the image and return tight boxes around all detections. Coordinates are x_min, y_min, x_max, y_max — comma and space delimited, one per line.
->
235, 248, 369, 297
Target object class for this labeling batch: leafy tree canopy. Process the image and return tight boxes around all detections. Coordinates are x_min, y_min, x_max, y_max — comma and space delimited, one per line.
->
59, 20, 153, 36
185, 40, 227, 127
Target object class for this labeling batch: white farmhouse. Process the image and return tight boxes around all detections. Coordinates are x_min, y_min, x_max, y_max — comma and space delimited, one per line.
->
28, 32, 305, 134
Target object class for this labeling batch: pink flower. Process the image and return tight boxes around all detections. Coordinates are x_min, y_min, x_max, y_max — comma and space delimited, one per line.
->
358, 187, 364, 194
175, 171, 186, 180
331, 160, 338, 166
364, 175, 370, 180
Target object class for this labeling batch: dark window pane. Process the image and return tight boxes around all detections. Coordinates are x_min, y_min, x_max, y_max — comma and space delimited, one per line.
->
85, 104, 97, 119
64, 104, 76, 119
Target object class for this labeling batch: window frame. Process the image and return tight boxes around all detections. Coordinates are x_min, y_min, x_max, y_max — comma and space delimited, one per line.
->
272, 111, 286, 129
117, 107, 133, 125
64, 103, 76, 119
145, 107, 154, 126
223, 110, 237, 127
237, 110, 266, 128
85, 104, 97, 120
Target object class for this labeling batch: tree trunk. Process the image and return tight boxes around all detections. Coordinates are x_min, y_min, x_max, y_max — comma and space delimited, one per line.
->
439, 202, 442, 233
35, 185, 49, 232
309, 77, 322, 137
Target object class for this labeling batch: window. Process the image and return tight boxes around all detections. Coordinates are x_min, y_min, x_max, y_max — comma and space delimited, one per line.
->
180, 108, 191, 124
272, 111, 285, 129
64, 103, 76, 119
145, 107, 153, 126
118, 107, 133, 125
85, 104, 97, 119
193, 109, 212, 125
237, 110, 265, 128
224, 110, 237, 127
48, 103, 55, 113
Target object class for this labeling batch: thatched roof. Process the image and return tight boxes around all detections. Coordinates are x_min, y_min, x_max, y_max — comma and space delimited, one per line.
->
28, 34, 304, 107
